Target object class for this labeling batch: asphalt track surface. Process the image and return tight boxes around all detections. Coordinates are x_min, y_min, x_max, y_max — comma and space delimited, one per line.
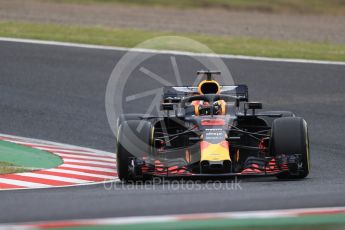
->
0, 40, 345, 223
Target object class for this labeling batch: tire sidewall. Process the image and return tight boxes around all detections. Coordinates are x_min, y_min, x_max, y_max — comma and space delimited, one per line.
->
271, 117, 310, 178
116, 120, 153, 181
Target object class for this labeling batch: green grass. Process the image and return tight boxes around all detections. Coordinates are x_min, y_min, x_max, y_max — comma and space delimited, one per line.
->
1, 21, 345, 61
0, 139, 63, 172
43, 213, 345, 230
0, 162, 28, 174
44, 0, 345, 15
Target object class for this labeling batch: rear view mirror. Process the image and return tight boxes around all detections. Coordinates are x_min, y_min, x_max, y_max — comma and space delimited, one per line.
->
160, 103, 174, 111
244, 102, 262, 116
245, 102, 262, 110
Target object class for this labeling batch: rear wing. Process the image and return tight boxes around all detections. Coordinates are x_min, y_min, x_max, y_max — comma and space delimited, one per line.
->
162, 85, 249, 103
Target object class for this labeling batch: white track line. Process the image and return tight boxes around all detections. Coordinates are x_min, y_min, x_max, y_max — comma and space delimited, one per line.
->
0, 133, 114, 157
0, 140, 91, 152
87, 206, 345, 225
34, 147, 94, 154
0, 178, 50, 188
1, 37, 344, 65
2, 206, 344, 229
0, 180, 118, 192
1, 139, 91, 154
61, 164, 116, 172
64, 162, 116, 169
62, 159, 115, 167
19, 173, 91, 183
46, 168, 115, 179
54, 153, 115, 162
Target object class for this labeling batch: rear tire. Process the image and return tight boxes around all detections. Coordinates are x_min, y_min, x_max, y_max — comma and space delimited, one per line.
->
270, 117, 310, 179
259, 111, 295, 127
260, 111, 295, 117
116, 120, 153, 182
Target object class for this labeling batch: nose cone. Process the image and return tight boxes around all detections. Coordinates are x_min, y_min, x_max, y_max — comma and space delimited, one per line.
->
200, 160, 232, 173
200, 141, 230, 162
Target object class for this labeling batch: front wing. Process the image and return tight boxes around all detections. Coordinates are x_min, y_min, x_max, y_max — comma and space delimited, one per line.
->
140, 158, 289, 178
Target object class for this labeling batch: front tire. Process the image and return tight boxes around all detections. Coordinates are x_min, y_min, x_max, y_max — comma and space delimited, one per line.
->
270, 117, 310, 179
116, 120, 153, 182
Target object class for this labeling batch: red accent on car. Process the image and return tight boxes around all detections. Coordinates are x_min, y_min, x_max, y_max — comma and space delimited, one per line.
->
219, 141, 229, 149
258, 138, 267, 152
200, 141, 211, 150
201, 119, 225, 126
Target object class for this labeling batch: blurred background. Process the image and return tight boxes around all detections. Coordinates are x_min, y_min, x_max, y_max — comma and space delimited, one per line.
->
1, 1, 345, 229
0, 0, 344, 61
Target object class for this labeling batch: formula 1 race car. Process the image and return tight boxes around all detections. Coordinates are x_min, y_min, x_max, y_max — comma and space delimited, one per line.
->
116, 71, 310, 182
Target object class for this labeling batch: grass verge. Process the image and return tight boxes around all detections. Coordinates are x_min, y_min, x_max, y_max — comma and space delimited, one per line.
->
44, 0, 345, 15
42, 213, 345, 230
0, 162, 28, 174
0, 139, 63, 174
1, 21, 345, 61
